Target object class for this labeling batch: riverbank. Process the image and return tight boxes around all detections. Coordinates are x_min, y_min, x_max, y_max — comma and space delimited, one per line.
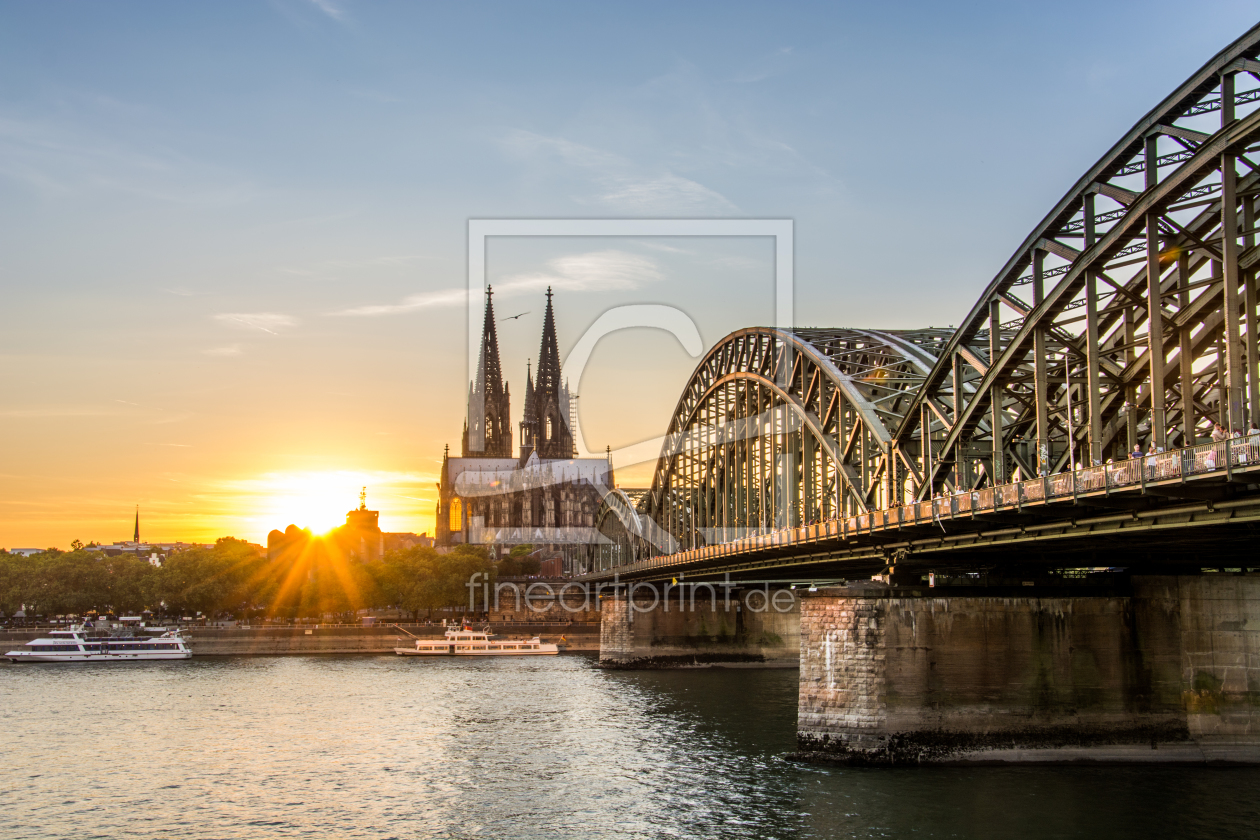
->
0, 624, 600, 656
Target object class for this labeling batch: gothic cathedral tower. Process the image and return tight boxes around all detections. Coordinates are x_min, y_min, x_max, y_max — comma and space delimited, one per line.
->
462, 286, 512, 458
520, 288, 575, 460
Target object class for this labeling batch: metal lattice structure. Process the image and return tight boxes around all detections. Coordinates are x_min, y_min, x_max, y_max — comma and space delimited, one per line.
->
640, 328, 952, 548
893, 24, 1260, 499
627, 23, 1260, 559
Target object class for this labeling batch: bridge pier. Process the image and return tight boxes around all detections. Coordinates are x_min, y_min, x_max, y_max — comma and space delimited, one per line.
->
598, 586, 799, 668
793, 574, 1260, 764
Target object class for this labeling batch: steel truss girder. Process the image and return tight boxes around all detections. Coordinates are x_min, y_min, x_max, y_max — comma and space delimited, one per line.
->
892, 24, 1260, 498
641, 327, 951, 547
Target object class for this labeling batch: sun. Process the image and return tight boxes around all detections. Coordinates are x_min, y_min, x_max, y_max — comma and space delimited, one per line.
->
263, 472, 363, 535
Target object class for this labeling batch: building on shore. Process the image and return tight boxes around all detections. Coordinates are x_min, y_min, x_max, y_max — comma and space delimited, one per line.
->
266, 489, 432, 563
436, 287, 612, 575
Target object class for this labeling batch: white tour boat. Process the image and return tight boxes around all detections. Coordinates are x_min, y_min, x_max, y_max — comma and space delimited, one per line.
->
5, 624, 192, 663
395, 625, 559, 657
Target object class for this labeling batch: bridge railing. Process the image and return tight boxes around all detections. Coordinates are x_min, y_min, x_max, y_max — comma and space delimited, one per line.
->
641, 434, 1260, 570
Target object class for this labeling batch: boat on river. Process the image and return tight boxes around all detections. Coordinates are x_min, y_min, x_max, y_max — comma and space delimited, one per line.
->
5, 624, 192, 663
394, 625, 559, 656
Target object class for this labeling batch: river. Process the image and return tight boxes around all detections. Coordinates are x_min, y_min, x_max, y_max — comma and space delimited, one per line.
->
2, 655, 1257, 839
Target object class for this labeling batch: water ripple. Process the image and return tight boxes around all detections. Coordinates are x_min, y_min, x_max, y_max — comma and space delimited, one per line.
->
2, 656, 1258, 839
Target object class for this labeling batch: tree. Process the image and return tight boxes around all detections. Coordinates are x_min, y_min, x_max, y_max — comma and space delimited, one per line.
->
372, 545, 494, 619
498, 544, 540, 577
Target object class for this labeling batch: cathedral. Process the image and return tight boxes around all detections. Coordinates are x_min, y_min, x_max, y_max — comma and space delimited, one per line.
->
436, 287, 612, 575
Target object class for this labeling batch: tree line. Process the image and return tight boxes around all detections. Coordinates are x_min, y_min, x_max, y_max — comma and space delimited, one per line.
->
0, 538, 539, 622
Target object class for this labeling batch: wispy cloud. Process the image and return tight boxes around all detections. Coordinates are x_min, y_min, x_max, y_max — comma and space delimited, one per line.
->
732, 46, 796, 84
336, 250, 663, 317
503, 130, 624, 170
0, 111, 258, 205
0, 407, 120, 418
501, 129, 737, 213
213, 313, 297, 334
343, 86, 402, 104
595, 174, 736, 213
306, 0, 346, 21
500, 250, 663, 294
337, 287, 468, 317
204, 344, 244, 357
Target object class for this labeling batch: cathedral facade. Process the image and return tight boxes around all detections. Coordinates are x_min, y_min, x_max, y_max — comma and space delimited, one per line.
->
436, 287, 611, 575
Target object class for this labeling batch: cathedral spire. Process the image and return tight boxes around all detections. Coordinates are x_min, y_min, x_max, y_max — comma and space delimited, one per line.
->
535, 287, 562, 395
527, 287, 574, 459
477, 285, 504, 397
464, 285, 512, 457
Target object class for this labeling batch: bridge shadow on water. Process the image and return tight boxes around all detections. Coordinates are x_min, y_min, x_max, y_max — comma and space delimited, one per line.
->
606, 665, 1260, 840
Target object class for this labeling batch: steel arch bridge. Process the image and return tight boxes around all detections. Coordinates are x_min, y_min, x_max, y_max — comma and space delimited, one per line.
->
641, 327, 953, 541
594, 23, 1260, 579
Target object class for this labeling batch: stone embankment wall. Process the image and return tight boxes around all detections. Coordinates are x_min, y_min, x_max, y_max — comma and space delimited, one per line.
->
0, 624, 600, 656
794, 575, 1260, 764
487, 580, 603, 624
599, 588, 800, 668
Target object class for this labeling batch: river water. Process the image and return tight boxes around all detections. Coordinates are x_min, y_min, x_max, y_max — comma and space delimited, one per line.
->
2, 654, 1257, 839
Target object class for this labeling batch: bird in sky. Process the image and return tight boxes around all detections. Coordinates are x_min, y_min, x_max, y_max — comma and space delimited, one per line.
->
501, 311, 530, 321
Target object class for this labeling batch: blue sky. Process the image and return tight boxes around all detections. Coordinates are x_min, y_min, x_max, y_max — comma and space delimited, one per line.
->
2, 0, 1257, 544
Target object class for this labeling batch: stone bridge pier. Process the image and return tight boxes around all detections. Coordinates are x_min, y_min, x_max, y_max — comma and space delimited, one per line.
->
598, 584, 800, 668
793, 574, 1260, 764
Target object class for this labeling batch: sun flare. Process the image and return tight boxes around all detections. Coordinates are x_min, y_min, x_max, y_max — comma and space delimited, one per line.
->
262, 472, 370, 535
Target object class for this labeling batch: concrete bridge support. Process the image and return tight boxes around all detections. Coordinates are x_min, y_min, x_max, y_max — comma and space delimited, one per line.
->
598, 586, 800, 668
794, 575, 1260, 764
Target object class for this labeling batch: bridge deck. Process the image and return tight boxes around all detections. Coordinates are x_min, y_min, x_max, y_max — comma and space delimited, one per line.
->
586, 436, 1260, 582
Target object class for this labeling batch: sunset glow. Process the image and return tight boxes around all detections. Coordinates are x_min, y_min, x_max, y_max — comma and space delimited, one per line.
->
233, 470, 437, 542
258, 472, 375, 535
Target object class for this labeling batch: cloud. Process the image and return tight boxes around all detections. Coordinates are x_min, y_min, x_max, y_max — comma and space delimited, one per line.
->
502, 130, 625, 170
336, 250, 663, 317
594, 174, 737, 213
306, 0, 345, 20
732, 46, 796, 84
204, 344, 244, 356
0, 111, 258, 206
499, 250, 663, 294
213, 313, 297, 334
336, 287, 468, 317
0, 407, 120, 418
502, 129, 737, 213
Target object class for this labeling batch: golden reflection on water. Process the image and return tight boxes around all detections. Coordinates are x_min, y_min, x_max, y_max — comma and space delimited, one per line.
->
1, 656, 1258, 839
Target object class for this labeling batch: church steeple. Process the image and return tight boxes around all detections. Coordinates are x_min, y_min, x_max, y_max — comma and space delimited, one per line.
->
463, 285, 512, 457
133, 505, 140, 543
536, 288, 562, 396
526, 288, 574, 459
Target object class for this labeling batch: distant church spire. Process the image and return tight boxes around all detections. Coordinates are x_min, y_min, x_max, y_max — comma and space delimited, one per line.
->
463, 285, 512, 457
133, 505, 140, 543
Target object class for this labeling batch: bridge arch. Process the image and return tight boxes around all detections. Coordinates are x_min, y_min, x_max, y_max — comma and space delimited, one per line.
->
638, 327, 952, 549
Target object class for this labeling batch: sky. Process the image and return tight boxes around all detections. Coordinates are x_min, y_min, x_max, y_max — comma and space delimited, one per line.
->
1, 0, 1257, 548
